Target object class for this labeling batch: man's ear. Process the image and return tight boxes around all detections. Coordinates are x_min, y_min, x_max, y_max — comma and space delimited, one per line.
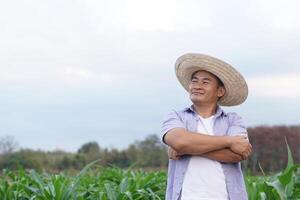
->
217, 86, 226, 98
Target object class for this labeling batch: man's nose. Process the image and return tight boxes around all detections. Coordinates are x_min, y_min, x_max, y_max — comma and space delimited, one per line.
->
193, 83, 203, 90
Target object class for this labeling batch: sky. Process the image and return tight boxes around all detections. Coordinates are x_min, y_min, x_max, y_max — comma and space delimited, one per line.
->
0, 0, 299, 152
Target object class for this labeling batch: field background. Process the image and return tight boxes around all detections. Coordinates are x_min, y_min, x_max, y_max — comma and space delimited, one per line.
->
1, 125, 300, 199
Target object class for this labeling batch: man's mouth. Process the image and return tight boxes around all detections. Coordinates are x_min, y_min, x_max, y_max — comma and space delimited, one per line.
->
192, 92, 204, 95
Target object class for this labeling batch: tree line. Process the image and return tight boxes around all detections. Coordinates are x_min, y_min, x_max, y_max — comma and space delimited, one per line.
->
0, 134, 168, 172
0, 125, 299, 174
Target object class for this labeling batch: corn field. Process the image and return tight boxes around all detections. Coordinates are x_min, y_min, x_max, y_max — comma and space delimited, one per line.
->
0, 161, 166, 200
1, 144, 300, 200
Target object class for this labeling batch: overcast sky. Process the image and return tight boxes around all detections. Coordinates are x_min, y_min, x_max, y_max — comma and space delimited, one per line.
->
0, 0, 299, 152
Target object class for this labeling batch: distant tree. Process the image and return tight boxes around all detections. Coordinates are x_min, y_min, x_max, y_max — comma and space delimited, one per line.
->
0, 149, 43, 171
0, 136, 19, 154
104, 148, 130, 167
73, 153, 87, 169
78, 141, 100, 154
77, 141, 101, 164
57, 156, 73, 170
131, 134, 168, 167
126, 144, 138, 165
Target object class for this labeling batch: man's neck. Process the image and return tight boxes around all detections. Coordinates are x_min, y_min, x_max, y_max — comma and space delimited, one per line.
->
192, 103, 218, 118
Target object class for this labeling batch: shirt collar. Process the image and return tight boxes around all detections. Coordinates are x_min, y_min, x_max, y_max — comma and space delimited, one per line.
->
184, 104, 227, 118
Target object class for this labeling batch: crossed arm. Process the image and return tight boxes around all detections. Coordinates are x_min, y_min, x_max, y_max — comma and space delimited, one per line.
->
168, 146, 244, 163
202, 148, 244, 163
164, 128, 251, 163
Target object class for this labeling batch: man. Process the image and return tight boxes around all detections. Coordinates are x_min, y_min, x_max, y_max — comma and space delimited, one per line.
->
161, 53, 252, 200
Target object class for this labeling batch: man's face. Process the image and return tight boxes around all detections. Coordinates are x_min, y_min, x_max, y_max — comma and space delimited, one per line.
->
188, 70, 225, 105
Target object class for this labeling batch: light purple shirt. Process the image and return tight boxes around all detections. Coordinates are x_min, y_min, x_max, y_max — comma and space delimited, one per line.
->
161, 105, 248, 200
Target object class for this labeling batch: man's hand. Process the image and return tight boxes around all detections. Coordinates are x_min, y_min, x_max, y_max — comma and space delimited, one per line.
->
168, 147, 181, 160
229, 135, 252, 159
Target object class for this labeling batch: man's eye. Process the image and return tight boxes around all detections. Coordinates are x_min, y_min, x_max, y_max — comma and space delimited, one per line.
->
203, 81, 209, 84
191, 79, 197, 83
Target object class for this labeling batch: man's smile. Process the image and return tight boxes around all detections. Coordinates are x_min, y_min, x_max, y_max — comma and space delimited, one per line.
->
191, 92, 205, 95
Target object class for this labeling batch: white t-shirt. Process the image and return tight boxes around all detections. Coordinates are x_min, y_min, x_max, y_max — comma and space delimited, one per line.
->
181, 115, 228, 200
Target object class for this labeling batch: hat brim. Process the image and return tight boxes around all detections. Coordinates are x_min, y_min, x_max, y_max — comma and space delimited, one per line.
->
175, 53, 248, 106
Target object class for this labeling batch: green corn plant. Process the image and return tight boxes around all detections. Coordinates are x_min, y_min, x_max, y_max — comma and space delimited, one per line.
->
0, 160, 100, 200
245, 139, 300, 200
1, 142, 299, 200
0, 160, 166, 200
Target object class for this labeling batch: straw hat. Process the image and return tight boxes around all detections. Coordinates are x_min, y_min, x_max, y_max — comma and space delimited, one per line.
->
175, 53, 248, 106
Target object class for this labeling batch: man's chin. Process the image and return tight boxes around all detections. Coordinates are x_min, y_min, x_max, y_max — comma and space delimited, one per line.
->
190, 97, 205, 104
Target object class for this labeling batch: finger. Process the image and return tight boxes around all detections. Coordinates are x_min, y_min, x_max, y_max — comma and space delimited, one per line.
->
234, 152, 244, 161
248, 149, 252, 156
245, 149, 251, 158
243, 149, 249, 157
169, 149, 176, 159
172, 154, 179, 160
174, 151, 181, 160
171, 150, 176, 159
245, 153, 250, 159
241, 151, 246, 159
236, 155, 243, 161
242, 154, 247, 160
247, 146, 252, 155
173, 150, 180, 160
168, 149, 173, 158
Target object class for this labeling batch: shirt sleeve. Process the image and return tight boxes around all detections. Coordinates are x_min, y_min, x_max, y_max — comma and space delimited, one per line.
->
161, 109, 185, 145
226, 112, 248, 136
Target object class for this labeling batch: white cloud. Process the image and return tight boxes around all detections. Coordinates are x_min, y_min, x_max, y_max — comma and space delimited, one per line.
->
83, 0, 213, 32
254, 0, 300, 31
248, 72, 300, 99
58, 67, 95, 85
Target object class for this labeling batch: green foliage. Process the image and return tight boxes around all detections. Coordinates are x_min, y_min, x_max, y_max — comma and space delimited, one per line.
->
0, 134, 168, 172
0, 161, 167, 200
2, 127, 299, 174
1, 148, 300, 200
245, 140, 300, 200
1, 133, 300, 199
